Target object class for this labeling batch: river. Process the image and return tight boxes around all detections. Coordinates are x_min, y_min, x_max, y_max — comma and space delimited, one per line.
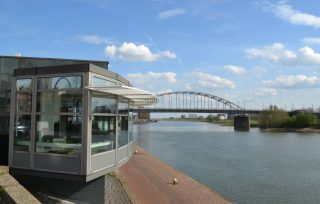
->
133, 121, 320, 204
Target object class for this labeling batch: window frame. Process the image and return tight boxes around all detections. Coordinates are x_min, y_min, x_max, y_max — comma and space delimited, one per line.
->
34, 74, 84, 156
13, 77, 33, 152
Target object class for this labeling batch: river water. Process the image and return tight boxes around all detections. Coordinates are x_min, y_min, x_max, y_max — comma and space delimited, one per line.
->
133, 121, 320, 204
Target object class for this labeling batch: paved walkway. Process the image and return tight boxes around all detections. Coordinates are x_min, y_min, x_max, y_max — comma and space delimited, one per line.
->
117, 145, 233, 204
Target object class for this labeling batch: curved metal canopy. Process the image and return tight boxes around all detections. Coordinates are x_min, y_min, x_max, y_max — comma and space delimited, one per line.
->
86, 85, 159, 106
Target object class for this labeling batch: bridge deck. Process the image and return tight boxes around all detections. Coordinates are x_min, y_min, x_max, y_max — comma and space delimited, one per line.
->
131, 108, 261, 114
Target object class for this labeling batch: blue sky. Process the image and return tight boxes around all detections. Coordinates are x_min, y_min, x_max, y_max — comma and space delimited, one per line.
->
1, 0, 320, 110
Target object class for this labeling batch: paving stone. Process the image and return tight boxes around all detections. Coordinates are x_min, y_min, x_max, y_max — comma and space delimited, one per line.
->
117, 145, 233, 204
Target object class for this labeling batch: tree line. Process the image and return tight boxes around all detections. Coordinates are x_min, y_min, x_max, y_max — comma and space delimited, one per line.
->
259, 106, 319, 129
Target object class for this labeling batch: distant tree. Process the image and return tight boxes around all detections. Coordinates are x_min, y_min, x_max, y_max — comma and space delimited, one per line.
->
206, 114, 219, 122
315, 119, 320, 128
295, 113, 317, 128
284, 113, 318, 128
259, 107, 288, 128
285, 116, 297, 127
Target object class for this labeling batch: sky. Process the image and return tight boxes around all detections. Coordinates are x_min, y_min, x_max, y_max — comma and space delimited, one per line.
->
1, 0, 320, 110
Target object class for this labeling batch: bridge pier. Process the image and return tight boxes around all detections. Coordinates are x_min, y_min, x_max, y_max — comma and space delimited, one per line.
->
234, 115, 250, 131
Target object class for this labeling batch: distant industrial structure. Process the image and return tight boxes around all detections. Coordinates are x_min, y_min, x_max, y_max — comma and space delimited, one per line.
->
188, 114, 198, 119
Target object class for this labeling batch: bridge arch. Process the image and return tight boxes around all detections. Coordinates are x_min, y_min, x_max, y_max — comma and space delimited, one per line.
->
149, 91, 243, 111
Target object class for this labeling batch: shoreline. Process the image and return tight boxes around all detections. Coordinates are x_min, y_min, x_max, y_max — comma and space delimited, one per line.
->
261, 127, 320, 133
160, 120, 320, 133
117, 144, 233, 204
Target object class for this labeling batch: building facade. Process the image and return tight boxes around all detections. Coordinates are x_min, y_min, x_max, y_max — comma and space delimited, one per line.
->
0, 56, 158, 182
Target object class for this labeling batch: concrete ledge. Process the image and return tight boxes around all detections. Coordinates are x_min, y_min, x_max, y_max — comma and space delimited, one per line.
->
0, 166, 40, 204
0, 166, 8, 175
36, 192, 90, 204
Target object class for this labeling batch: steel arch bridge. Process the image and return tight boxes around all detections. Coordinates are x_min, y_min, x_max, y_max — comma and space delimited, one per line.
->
132, 91, 247, 114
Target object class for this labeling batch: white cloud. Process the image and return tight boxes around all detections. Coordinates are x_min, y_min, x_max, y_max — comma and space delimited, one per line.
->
298, 46, 320, 64
116, 42, 157, 61
245, 43, 320, 66
263, 75, 320, 88
184, 83, 192, 91
254, 88, 278, 96
224, 93, 230, 99
160, 50, 177, 59
105, 42, 176, 61
105, 45, 116, 57
224, 65, 246, 74
158, 8, 187, 19
77, 34, 112, 45
270, 2, 320, 28
158, 89, 172, 94
302, 37, 320, 45
192, 72, 235, 89
127, 71, 177, 85
253, 66, 268, 75
246, 43, 296, 63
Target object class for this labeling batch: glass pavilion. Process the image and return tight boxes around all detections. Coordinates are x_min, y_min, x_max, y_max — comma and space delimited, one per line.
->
5, 57, 158, 181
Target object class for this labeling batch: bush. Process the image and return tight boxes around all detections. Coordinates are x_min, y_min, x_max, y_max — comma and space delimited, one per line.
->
259, 106, 319, 129
295, 113, 317, 128
285, 113, 318, 128
206, 114, 220, 122
259, 106, 288, 128
285, 116, 297, 127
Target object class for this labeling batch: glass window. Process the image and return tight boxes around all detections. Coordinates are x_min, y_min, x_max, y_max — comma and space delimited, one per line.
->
38, 76, 82, 90
35, 115, 81, 155
0, 116, 10, 135
16, 79, 32, 91
14, 115, 31, 151
37, 91, 82, 113
92, 76, 116, 87
118, 116, 128, 147
91, 116, 116, 155
92, 92, 117, 114
128, 115, 133, 142
16, 92, 32, 113
0, 89, 11, 113
118, 98, 129, 115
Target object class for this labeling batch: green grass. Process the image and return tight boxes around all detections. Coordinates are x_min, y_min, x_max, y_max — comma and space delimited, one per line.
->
161, 118, 208, 122
250, 120, 259, 127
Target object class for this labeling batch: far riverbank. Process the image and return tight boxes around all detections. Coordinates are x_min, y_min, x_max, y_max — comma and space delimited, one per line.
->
162, 118, 320, 133
261, 127, 320, 133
